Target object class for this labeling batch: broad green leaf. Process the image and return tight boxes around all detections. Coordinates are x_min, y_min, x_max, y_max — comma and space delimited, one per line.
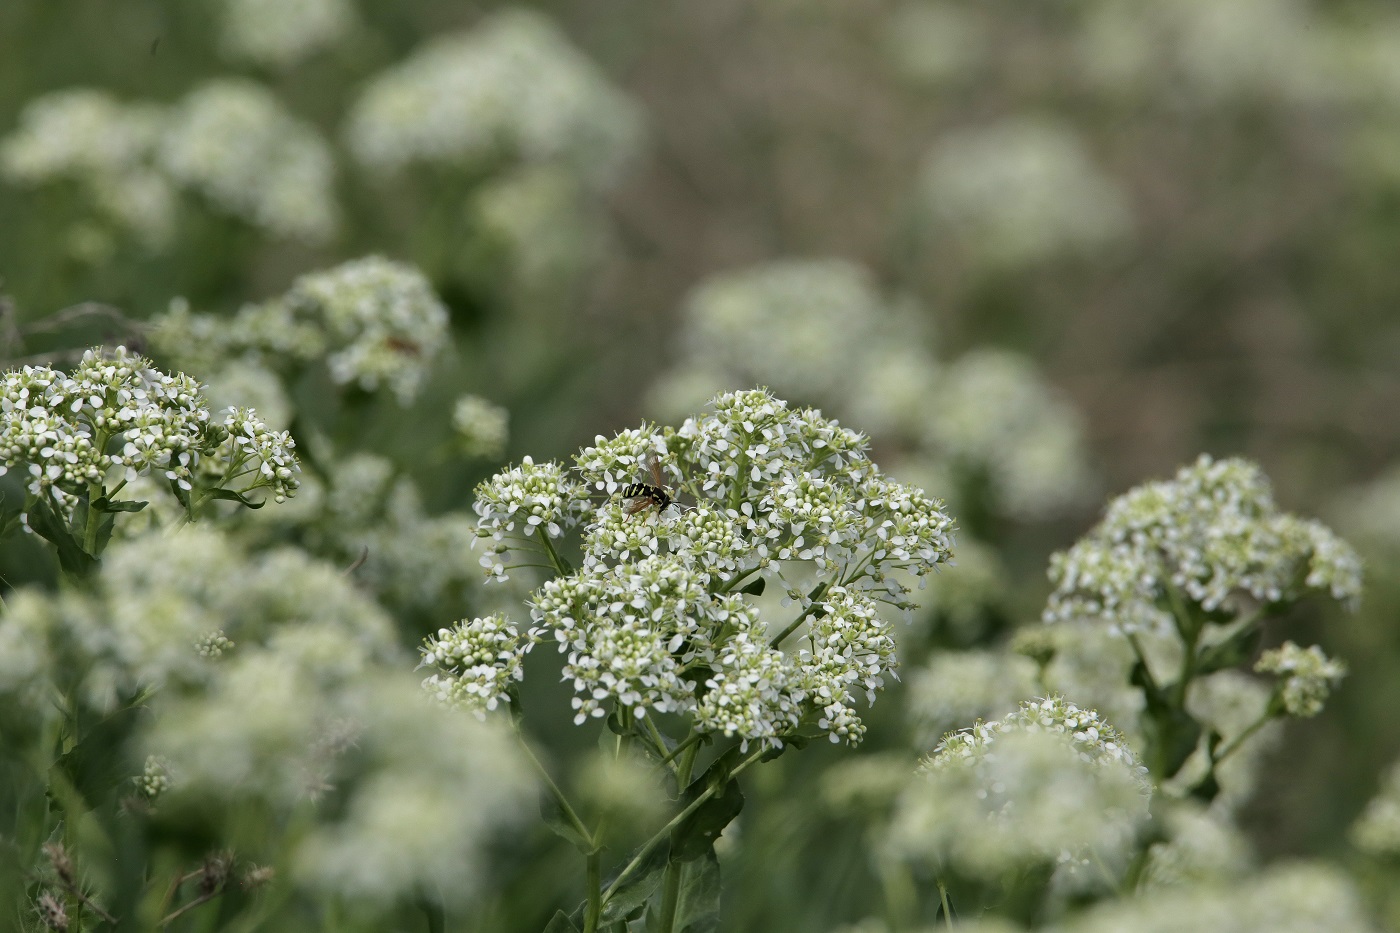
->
540, 793, 593, 854
675, 849, 722, 933
599, 842, 668, 923
542, 909, 581, 933
26, 495, 96, 576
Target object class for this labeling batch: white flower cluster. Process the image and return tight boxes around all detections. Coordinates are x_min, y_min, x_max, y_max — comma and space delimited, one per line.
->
1057, 862, 1381, 933
889, 697, 1150, 889
916, 116, 1133, 270
0, 90, 175, 247
346, 8, 642, 188
2, 346, 205, 497
216, 0, 355, 67
1077, 0, 1333, 108
0, 526, 396, 718
135, 755, 173, 800
0, 347, 299, 524
1, 81, 338, 245
1254, 641, 1346, 718
460, 389, 955, 748
472, 455, 593, 582
1045, 455, 1363, 634
1351, 758, 1400, 858
648, 258, 1094, 522
283, 256, 450, 401
159, 79, 338, 243
152, 257, 450, 405
420, 613, 531, 716
204, 407, 301, 503
452, 394, 509, 461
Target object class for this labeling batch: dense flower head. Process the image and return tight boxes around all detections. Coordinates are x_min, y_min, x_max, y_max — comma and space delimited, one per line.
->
152, 257, 450, 405
0, 526, 395, 716
281, 256, 450, 402
346, 8, 642, 188
158, 79, 338, 242
464, 389, 955, 748
1254, 641, 1346, 718
216, 0, 354, 67
203, 407, 301, 502
420, 612, 531, 716
473, 456, 593, 581
890, 697, 1150, 889
1045, 455, 1363, 634
0, 89, 175, 247
0, 347, 299, 526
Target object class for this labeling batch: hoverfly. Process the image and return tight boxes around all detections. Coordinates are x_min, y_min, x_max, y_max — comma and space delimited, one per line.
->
620, 457, 677, 519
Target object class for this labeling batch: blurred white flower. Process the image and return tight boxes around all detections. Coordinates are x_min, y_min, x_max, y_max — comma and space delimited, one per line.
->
890, 697, 1151, 892
217, 0, 355, 67
1055, 862, 1381, 933
159, 79, 338, 242
916, 117, 1133, 270
346, 7, 642, 188
1045, 455, 1363, 634
0, 89, 175, 247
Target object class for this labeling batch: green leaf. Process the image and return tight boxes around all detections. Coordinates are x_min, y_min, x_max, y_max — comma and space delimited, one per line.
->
169, 477, 194, 518
540, 793, 593, 854
600, 842, 668, 923
673, 757, 745, 863
739, 577, 766, 596
542, 909, 581, 933
1134, 661, 1201, 780
53, 703, 149, 809
26, 496, 96, 576
206, 487, 266, 509
675, 849, 722, 933
91, 496, 148, 513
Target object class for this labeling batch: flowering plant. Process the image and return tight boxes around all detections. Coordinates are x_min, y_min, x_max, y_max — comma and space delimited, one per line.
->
419, 388, 956, 931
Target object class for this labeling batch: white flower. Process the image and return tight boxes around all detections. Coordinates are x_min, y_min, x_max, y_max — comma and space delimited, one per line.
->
1045, 455, 1363, 634
1254, 641, 1346, 718
159, 79, 338, 242
420, 613, 531, 716
346, 8, 642, 188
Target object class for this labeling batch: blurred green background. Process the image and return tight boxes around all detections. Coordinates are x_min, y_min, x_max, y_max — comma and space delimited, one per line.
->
5, 0, 1400, 928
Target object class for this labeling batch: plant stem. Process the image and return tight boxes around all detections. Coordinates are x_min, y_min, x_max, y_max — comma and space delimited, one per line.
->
769, 582, 829, 648
537, 526, 569, 577
655, 741, 702, 933
937, 880, 954, 932
584, 850, 602, 933
517, 734, 595, 851
601, 747, 764, 905
1213, 708, 1276, 764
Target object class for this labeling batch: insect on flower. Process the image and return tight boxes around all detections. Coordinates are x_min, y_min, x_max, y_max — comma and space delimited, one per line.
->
620, 457, 677, 519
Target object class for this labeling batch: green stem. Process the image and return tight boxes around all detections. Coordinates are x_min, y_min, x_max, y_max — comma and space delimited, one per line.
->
1125, 632, 1159, 693
536, 526, 569, 577
517, 734, 594, 851
81, 482, 103, 555
601, 747, 763, 905
641, 717, 680, 777
769, 582, 829, 649
716, 566, 760, 596
1213, 707, 1277, 764
652, 732, 704, 772
937, 879, 954, 932
647, 737, 701, 933
584, 850, 602, 933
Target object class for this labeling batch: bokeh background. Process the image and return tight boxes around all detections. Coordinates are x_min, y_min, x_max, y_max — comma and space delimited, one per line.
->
5, 0, 1400, 929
